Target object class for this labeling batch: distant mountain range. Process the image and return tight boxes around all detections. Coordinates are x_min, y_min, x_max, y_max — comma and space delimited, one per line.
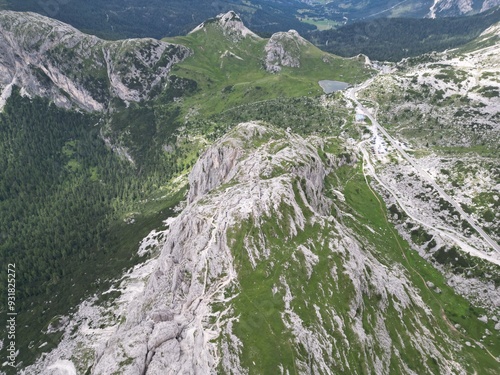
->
0, 0, 315, 39
299, 0, 500, 19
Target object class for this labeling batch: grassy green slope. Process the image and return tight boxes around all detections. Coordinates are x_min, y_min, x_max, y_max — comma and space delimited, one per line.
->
163, 23, 372, 117
222, 141, 500, 374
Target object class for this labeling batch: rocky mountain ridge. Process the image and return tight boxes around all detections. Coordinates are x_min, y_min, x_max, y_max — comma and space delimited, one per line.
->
0, 10, 356, 114
429, 0, 500, 17
21, 122, 500, 374
3, 0, 500, 44
0, 11, 191, 111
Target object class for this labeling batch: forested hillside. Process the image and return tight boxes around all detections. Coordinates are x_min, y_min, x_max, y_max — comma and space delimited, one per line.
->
0, 89, 187, 366
308, 7, 500, 61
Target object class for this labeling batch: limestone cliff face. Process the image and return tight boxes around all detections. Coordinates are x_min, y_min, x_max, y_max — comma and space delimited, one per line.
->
187, 145, 241, 204
91, 122, 331, 374
0, 11, 191, 111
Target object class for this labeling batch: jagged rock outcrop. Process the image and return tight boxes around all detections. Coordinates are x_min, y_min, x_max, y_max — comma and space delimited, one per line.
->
90, 122, 331, 374
0, 11, 191, 111
264, 30, 308, 73
481, 0, 500, 11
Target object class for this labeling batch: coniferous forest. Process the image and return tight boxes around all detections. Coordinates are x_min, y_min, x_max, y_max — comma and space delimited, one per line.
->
0, 89, 186, 365
308, 7, 500, 61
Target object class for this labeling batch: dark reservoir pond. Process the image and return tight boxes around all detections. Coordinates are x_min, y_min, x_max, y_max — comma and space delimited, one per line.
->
318, 80, 349, 94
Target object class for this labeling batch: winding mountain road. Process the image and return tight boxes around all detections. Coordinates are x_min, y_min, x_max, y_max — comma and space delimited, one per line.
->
346, 79, 500, 254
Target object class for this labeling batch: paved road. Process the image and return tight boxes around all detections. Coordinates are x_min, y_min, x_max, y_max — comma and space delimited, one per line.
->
346, 81, 500, 254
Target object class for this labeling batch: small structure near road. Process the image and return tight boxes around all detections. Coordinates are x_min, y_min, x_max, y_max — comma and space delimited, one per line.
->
355, 113, 365, 122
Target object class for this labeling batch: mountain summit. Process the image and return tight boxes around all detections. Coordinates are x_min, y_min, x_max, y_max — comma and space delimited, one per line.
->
189, 11, 260, 41
264, 29, 309, 72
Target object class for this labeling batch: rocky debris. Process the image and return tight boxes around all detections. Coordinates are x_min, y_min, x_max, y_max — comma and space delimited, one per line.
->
0, 11, 191, 111
367, 70, 499, 149
479, 315, 489, 323
357, 26, 500, 314
367, 153, 500, 315
264, 30, 308, 73
446, 274, 500, 310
